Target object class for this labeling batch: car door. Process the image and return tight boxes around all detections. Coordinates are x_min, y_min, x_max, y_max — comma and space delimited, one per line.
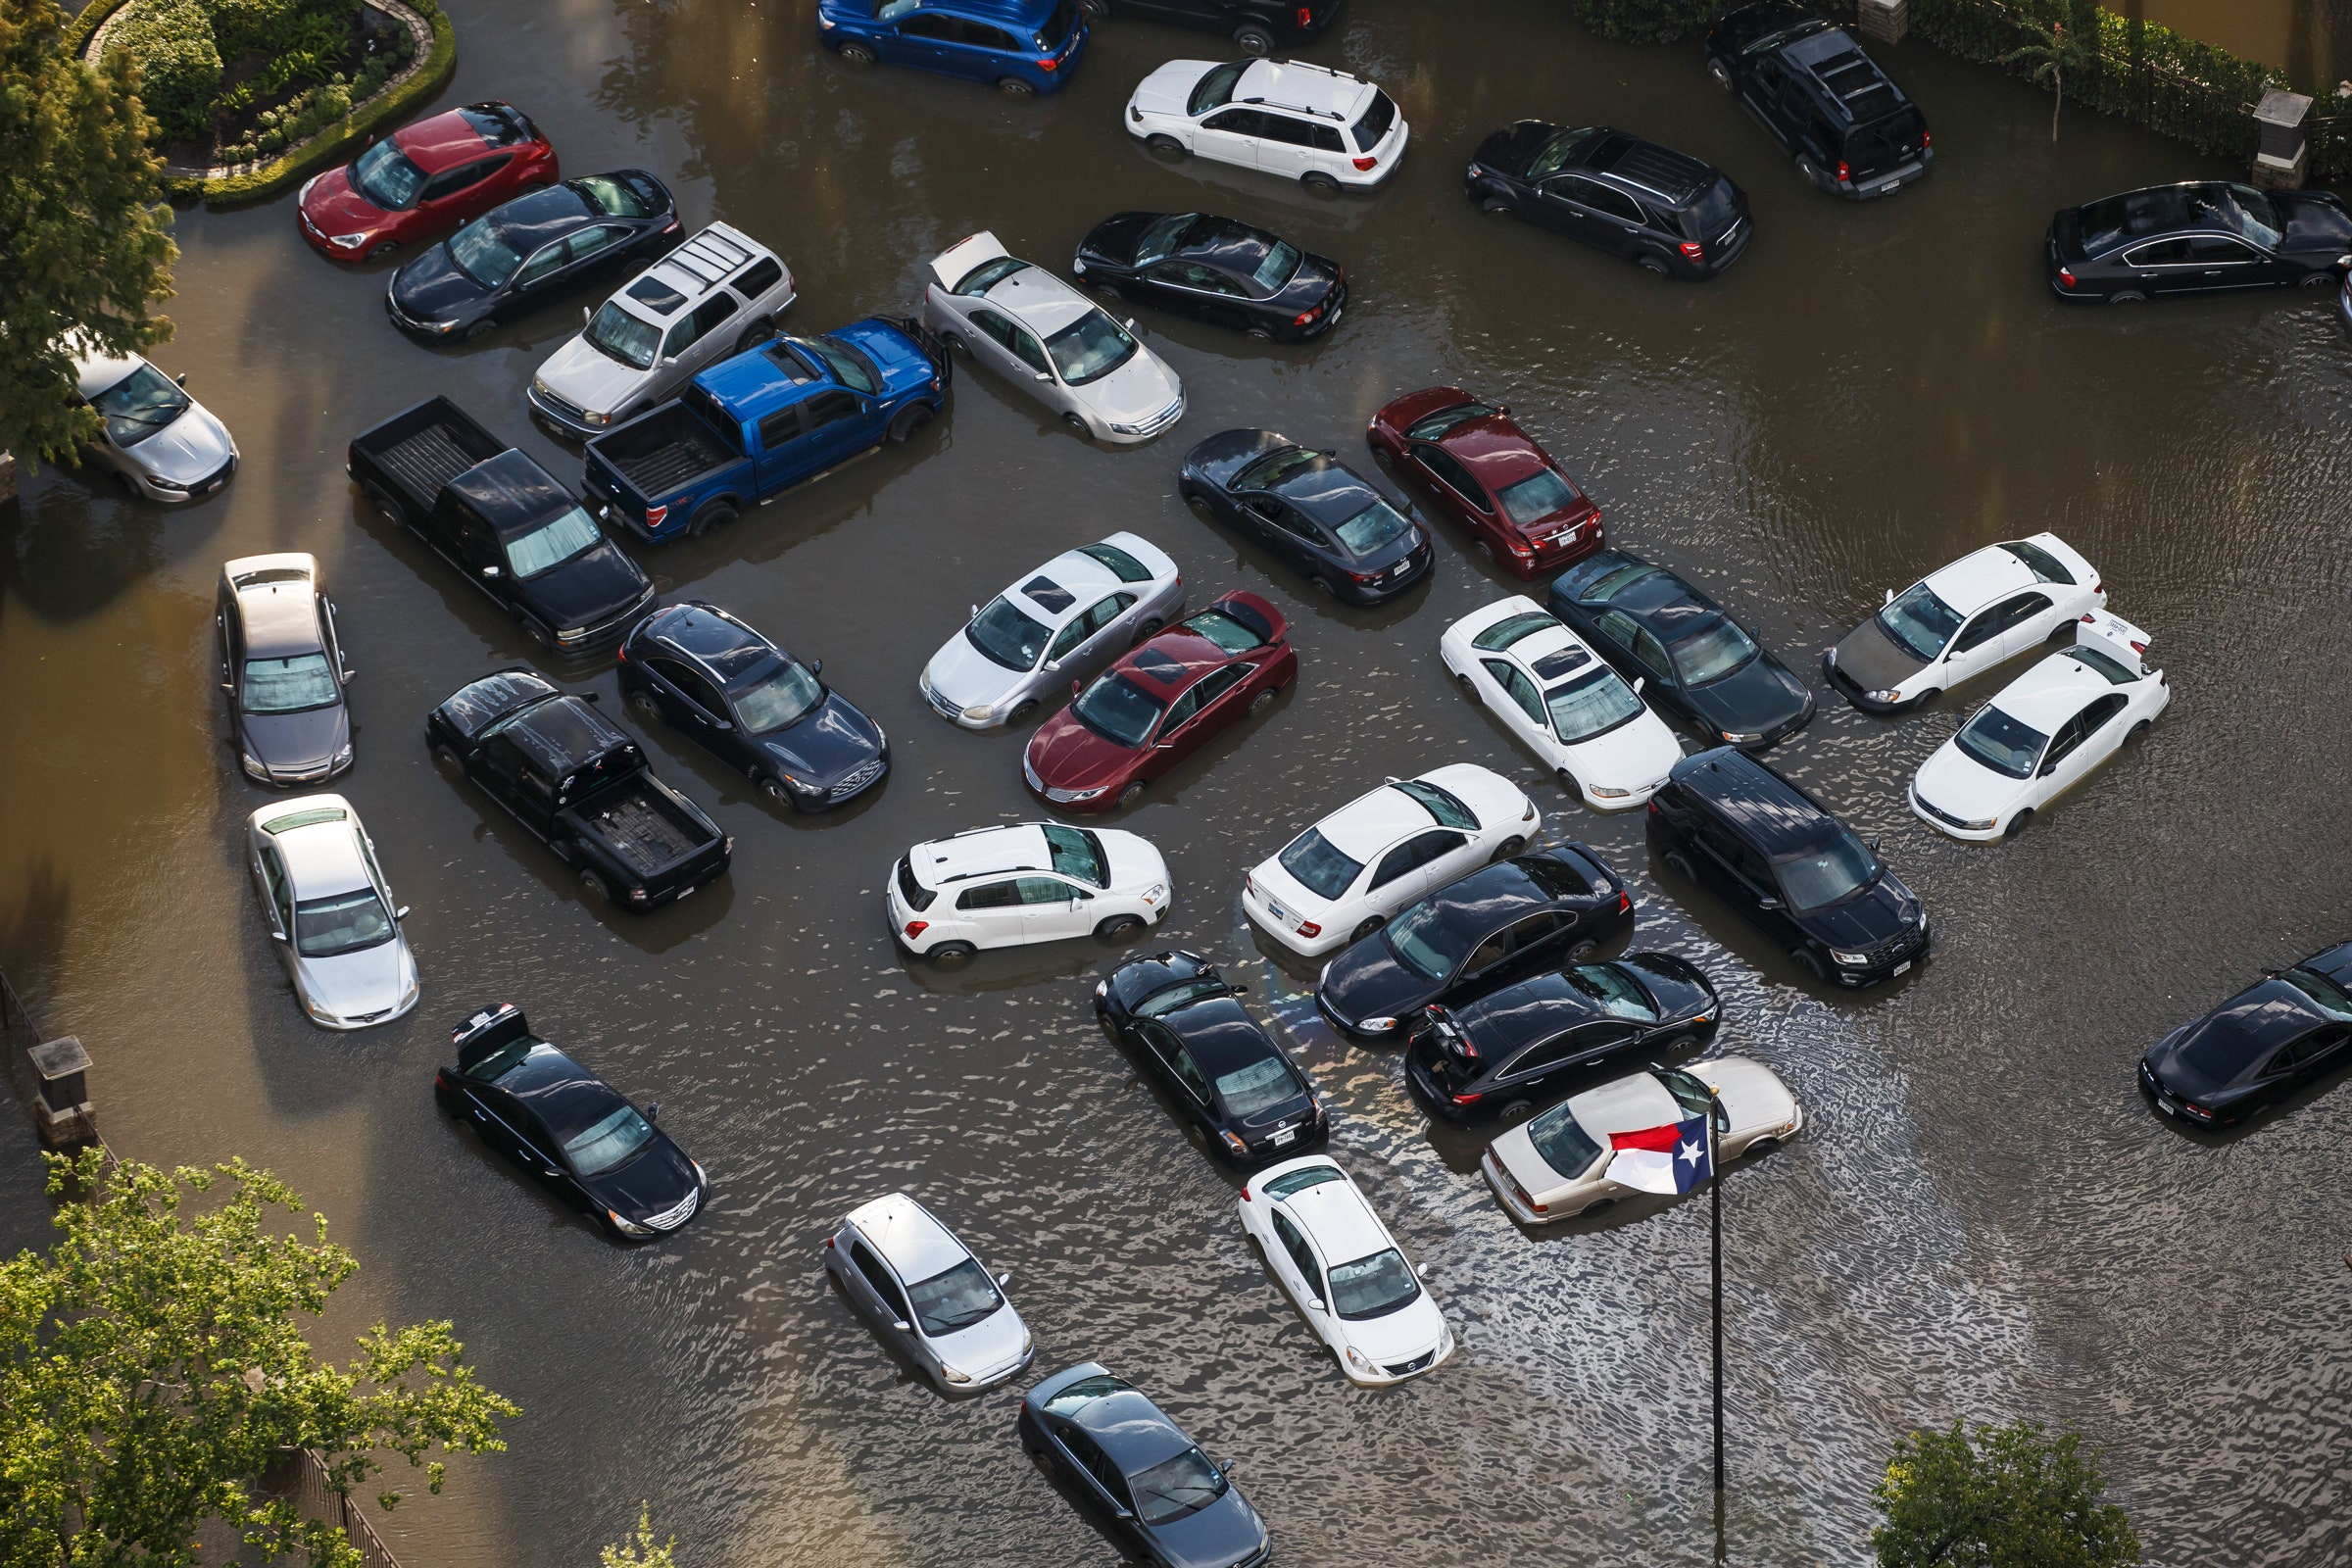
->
1056, 1426, 1147, 1548
1046, 592, 1138, 684
1692, 820, 1773, 923
1141, 260, 1250, 327
646, 656, 740, 760
659, 292, 742, 389
1136, 1019, 1214, 1129
948, 18, 1020, 82
1990, 591, 2057, 660
792, 387, 873, 472
1493, 909, 1569, 981
254, 840, 296, 970
1408, 442, 1489, 532
1939, 601, 2014, 685
1252, 111, 1319, 180
2183, 233, 2276, 292
880, 11, 956, 70
2035, 695, 2119, 800
508, 234, 575, 307
2121, 237, 2195, 295
218, 590, 245, 708
2282, 1024, 2352, 1087
451, 508, 512, 606
1018, 874, 1096, 942
1478, 657, 1549, 752
964, 306, 1033, 386
1267, 1208, 1330, 1323
1740, 54, 1796, 147
1496, 1034, 1584, 1100
954, 879, 1029, 947
1560, 175, 1650, 258
1194, 107, 1265, 168
1367, 829, 1472, 916
416, 157, 501, 223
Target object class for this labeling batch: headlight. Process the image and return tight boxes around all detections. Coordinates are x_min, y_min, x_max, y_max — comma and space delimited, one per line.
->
1045, 784, 1106, 802
145, 473, 187, 492
556, 626, 587, 641
1829, 949, 1869, 967
332, 743, 354, 765
960, 703, 995, 722
1343, 1346, 1380, 1377
1019, 1328, 1033, 1354
1949, 814, 1996, 831
1142, 883, 1166, 905
607, 1208, 655, 1237
1777, 1119, 1797, 1135
941, 1366, 972, 1385
241, 751, 269, 779
329, 232, 368, 250
582, 409, 611, 426
303, 997, 339, 1024
1916, 909, 1929, 933
1590, 784, 1630, 799
1722, 729, 1761, 744
1094, 980, 1106, 998
1866, 688, 1903, 704
1357, 1016, 1398, 1033
1107, 421, 1139, 436
425, 318, 461, 335
1071, 257, 1087, 273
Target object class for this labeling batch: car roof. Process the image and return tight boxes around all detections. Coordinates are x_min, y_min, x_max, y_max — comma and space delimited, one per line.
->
1278, 1164, 1391, 1263
504, 694, 634, 776
847, 1193, 970, 1282
1780, 27, 1908, 122
254, 798, 371, 894
1268, 457, 1385, 529
1984, 652, 2122, 731
1115, 623, 1232, 696
611, 223, 769, 321
1316, 781, 1443, 859
72, 350, 148, 399
445, 449, 579, 537
1233, 58, 1374, 120
1164, 998, 1279, 1075
222, 554, 324, 659
1455, 972, 1605, 1057
1074, 1388, 1191, 1471
646, 602, 778, 685
979, 262, 1094, 337
929, 0, 1064, 24
1007, 536, 1170, 624
1920, 545, 2042, 612
1443, 414, 1557, 490
910, 823, 1054, 885
1607, 564, 1722, 634
391, 105, 494, 172
696, 335, 847, 421
1667, 751, 1831, 850
1567, 1070, 1680, 1140
1583, 131, 1718, 204
1417, 853, 1592, 929
484, 181, 595, 249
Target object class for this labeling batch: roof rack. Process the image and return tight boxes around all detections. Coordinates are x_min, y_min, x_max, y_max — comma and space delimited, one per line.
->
659, 227, 757, 290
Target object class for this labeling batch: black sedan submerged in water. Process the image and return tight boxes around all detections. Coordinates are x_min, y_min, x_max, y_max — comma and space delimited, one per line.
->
2141, 942, 2352, 1128
388, 171, 680, 340
2047, 180, 2352, 304
1096, 950, 1325, 1164
1180, 429, 1433, 605
434, 1004, 708, 1240
1074, 211, 1346, 340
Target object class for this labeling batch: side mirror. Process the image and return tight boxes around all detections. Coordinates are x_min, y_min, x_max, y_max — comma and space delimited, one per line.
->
1034, 371, 1052, 382
1109, 1505, 1135, 1522
808, 658, 823, 675
970, 604, 981, 618
996, 1270, 1011, 1287
1123, 318, 1136, 330
645, 1101, 661, 1122
582, 690, 602, 704
660, 356, 679, 368
581, 306, 593, 327
890, 1318, 912, 1333
220, 680, 235, 693
480, 564, 502, 578
1758, 897, 1783, 911
1305, 1298, 1326, 1312
1631, 676, 1645, 695
1867, 834, 1881, 852
2338, 254, 2351, 269
340, 667, 355, 683
1496, 403, 1510, 416
2038, 758, 2059, 776
394, 906, 411, 920
1228, 983, 1249, 996
1218, 1458, 1239, 1476
1885, 588, 1894, 606
174, 371, 188, 388
710, 718, 734, 732
270, 930, 288, 943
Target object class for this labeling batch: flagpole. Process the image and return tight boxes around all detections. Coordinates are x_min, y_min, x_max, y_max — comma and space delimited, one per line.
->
1709, 1087, 1724, 1500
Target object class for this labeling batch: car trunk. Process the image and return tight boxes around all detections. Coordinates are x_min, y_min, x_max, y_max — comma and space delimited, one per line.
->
1843, 107, 1926, 183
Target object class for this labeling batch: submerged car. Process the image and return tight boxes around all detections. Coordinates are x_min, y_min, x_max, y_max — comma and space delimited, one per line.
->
1180, 428, 1434, 605
824, 1192, 1033, 1393
887, 821, 1172, 958
1126, 57, 1409, 193
2140, 943, 2352, 1128
388, 171, 680, 341
1083, 0, 1335, 55
2047, 180, 2352, 304
433, 1003, 708, 1240
1096, 949, 1325, 1163
245, 795, 417, 1030
299, 100, 558, 263
1824, 533, 2105, 713
73, 350, 237, 501
1464, 122, 1750, 279
1072, 210, 1345, 340
1368, 387, 1604, 577
217, 553, 354, 787
820, 0, 1089, 97
1704, 1, 1932, 198
1236, 1155, 1452, 1385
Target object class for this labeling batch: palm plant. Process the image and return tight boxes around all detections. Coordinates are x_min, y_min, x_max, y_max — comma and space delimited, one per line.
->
2003, 16, 2099, 143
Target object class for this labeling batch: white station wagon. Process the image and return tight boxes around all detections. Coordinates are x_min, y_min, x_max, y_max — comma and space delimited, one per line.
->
1125, 58, 1409, 193
888, 820, 1171, 960
1238, 1155, 1453, 1385
244, 795, 418, 1030
823, 1192, 1033, 1394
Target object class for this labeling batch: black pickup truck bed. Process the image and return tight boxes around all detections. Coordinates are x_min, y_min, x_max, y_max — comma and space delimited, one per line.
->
570, 780, 705, 878
349, 397, 508, 517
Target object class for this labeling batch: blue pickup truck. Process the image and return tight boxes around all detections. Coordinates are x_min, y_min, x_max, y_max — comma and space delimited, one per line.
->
582, 317, 950, 544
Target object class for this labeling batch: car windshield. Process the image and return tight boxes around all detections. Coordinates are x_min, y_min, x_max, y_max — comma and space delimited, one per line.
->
730, 662, 823, 734
350, 138, 426, 209
504, 505, 603, 579
1563, 962, 1657, 1021
906, 1256, 1004, 1337
90, 364, 190, 447
1189, 60, 1249, 116
1495, 468, 1579, 527
1544, 665, 1643, 743
1328, 1247, 1421, 1319
1527, 126, 1601, 180
2281, 966, 2352, 1020
1385, 899, 1473, 982
1775, 831, 1882, 914
1135, 978, 1227, 1018
1043, 823, 1107, 887
561, 1102, 656, 1176
1666, 617, 1758, 686
448, 213, 524, 289
292, 888, 396, 958
1876, 582, 1965, 661
1527, 1101, 1605, 1176
1129, 1446, 1229, 1527
964, 596, 1052, 670
1250, 239, 1302, 291
1214, 1055, 1298, 1119
1954, 706, 2046, 780
1043, 311, 1137, 387
1348, 90, 1397, 153
1134, 212, 1208, 266
242, 654, 340, 713
1335, 498, 1413, 556
1072, 673, 1166, 750
1276, 829, 1361, 901
585, 302, 661, 369
1389, 778, 1477, 828
801, 333, 880, 395
1182, 607, 1268, 654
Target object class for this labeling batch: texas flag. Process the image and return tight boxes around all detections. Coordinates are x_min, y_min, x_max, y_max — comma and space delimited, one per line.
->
1604, 1113, 1713, 1196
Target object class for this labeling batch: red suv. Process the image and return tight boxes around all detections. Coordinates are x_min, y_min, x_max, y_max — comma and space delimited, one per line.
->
298, 101, 558, 263
1368, 387, 1603, 578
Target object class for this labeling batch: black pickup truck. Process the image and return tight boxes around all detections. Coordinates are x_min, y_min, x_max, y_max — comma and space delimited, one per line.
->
349, 397, 655, 655
426, 667, 730, 910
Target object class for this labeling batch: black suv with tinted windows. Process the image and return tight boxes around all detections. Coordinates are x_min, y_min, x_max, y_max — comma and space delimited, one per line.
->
1704, 2, 1931, 199
1087, 0, 1336, 55
1648, 747, 1929, 988
1466, 122, 1750, 279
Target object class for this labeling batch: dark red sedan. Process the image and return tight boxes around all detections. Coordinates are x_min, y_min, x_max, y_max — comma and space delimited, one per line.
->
1023, 592, 1297, 812
298, 101, 557, 263
1367, 387, 1603, 578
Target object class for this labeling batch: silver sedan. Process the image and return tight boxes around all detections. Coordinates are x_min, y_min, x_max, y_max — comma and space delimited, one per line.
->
74, 350, 239, 502
823, 1192, 1033, 1394
244, 794, 418, 1030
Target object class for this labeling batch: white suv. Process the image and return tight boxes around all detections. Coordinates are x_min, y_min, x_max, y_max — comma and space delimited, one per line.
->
1125, 58, 1408, 192
887, 821, 1171, 960
529, 222, 795, 436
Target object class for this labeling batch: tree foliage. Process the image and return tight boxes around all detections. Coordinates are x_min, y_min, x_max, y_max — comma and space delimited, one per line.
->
1873, 1419, 2140, 1568
2001, 15, 2097, 142
0, 0, 177, 470
0, 1150, 518, 1568
602, 1506, 680, 1568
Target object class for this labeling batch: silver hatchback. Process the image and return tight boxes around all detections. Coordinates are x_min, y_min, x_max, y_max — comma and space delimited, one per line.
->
823, 1192, 1033, 1394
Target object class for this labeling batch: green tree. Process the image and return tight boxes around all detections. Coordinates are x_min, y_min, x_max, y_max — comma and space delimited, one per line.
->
603, 1506, 680, 1568
1872, 1419, 2140, 1568
0, 0, 179, 470
0, 1150, 518, 1568
2002, 15, 2098, 143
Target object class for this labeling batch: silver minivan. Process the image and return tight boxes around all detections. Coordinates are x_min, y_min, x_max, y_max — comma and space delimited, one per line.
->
823, 1193, 1033, 1393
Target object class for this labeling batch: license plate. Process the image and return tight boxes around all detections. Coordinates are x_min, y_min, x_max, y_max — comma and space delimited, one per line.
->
1267, 903, 1292, 926
1881, 179, 1900, 193
2158, 1095, 2181, 1116
1892, 960, 1911, 976
1329, 307, 1343, 325
1270, 1127, 1297, 1146
675, 885, 695, 902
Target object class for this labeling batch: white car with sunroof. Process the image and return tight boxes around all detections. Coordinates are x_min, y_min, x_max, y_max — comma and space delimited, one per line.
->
919, 532, 1183, 729
921, 231, 1185, 443
887, 820, 1171, 960
1242, 763, 1540, 957
1909, 611, 2169, 842
244, 794, 417, 1030
1237, 1154, 1452, 1385
1440, 597, 1683, 808
1125, 58, 1409, 193
1824, 532, 2104, 713
823, 1192, 1033, 1394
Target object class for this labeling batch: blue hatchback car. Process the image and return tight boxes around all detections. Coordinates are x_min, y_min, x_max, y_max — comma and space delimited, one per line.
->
819, 0, 1088, 96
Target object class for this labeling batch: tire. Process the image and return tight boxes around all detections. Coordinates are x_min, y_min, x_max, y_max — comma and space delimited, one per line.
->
1008, 698, 1038, 725
1481, 196, 1515, 218
1795, 156, 1827, 190
1309, 576, 1336, 598
1567, 937, 1597, 961
524, 618, 553, 650
1578, 1197, 1617, 1218
367, 240, 399, 262
1079, 0, 1106, 17
1708, 59, 1733, 91
1146, 133, 1188, 161
2299, 270, 2336, 287
431, 743, 466, 781
1233, 22, 1274, 54
463, 317, 496, 341
1350, 915, 1386, 942
1116, 780, 1147, 809
687, 500, 736, 538
2127, 719, 2151, 744
1301, 171, 1343, 196
1744, 1137, 1781, 1158
578, 867, 612, 904
1456, 670, 1480, 704
759, 775, 792, 805
1637, 254, 1671, 277
1557, 768, 1579, 796
1793, 948, 1826, 981
929, 941, 976, 965
1490, 835, 1526, 863
1095, 913, 1146, 941
997, 76, 1037, 99
837, 40, 877, 65
1248, 687, 1276, 717
733, 318, 774, 354
887, 402, 934, 445
627, 689, 662, 723
1498, 1100, 1535, 1126
1245, 325, 1272, 340
1128, 616, 1163, 647
362, 481, 401, 519
941, 330, 969, 357
2109, 290, 2146, 306
1663, 850, 1697, 881
2005, 808, 2034, 839
1062, 413, 1093, 436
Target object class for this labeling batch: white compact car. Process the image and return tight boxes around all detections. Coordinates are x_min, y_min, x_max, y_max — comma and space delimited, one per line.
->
1908, 611, 2169, 842
1482, 1057, 1802, 1224
1824, 532, 2104, 712
823, 1192, 1033, 1394
74, 350, 238, 501
1242, 764, 1540, 957
244, 795, 417, 1030
1125, 58, 1409, 193
529, 223, 795, 437
921, 231, 1184, 443
888, 820, 1171, 959
1237, 1155, 1452, 1385
1440, 597, 1684, 809
919, 532, 1183, 729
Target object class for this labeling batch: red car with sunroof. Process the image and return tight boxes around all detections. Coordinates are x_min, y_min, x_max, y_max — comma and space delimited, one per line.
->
1023, 592, 1297, 813
1367, 386, 1603, 579
298, 100, 558, 263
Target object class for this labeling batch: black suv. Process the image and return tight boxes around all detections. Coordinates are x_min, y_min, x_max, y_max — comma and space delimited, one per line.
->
1704, 2, 1932, 199
1647, 748, 1928, 987
1467, 122, 1750, 279
1085, 0, 1335, 55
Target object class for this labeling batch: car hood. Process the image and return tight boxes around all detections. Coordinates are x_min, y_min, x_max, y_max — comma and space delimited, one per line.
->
537, 334, 649, 419
1183, 427, 1289, 489
925, 631, 1026, 710
1099, 830, 1169, 890
1338, 1289, 1447, 1363
514, 539, 651, 630
757, 691, 884, 784
1795, 871, 1920, 951
242, 703, 349, 774
1912, 741, 2024, 822
296, 934, 416, 1023
928, 1303, 1031, 1381
1321, 940, 1439, 1026
391, 244, 490, 319
1563, 710, 1683, 791
2276, 191, 2352, 255
1474, 121, 1561, 179
1832, 617, 1930, 695
2146, 982, 2311, 1097
1624, 951, 1717, 1020
1147, 1489, 1267, 1568
124, 402, 236, 482
1130, 60, 1215, 120
1077, 348, 1181, 426
1025, 709, 1133, 791
301, 166, 392, 238
1694, 1056, 1796, 1137
1078, 210, 1160, 267
586, 1136, 702, 1225
1685, 652, 1811, 736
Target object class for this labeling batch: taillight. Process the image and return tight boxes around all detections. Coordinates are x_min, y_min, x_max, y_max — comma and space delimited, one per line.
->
1038, 57, 1055, 70
1922, 129, 1933, 148
1352, 156, 1377, 172
904, 920, 928, 939
1293, 306, 1321, 325
2057, 268, 2077, 288
1297, 920, 1321, 939
1507, 538, 1533, 558
1835, 161, 1850, 183
1296, 5, 1310, 21
614, 642, 629, 662
645, 503, 668, 529
1616, 891, 1631, 913
1348, 569, 1379, 584
1678, 241, 1703, 260
2091, 580, 2103, 594
1450, 1092, 1484, 1105
1512, 1176, 1545, 1214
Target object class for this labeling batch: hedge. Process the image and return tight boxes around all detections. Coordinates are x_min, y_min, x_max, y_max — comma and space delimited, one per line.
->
1570, 0, 1720, 45
103, 0, 220, 141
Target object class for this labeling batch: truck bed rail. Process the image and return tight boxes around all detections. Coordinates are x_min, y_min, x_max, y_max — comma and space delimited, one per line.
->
580, 785, 704, 877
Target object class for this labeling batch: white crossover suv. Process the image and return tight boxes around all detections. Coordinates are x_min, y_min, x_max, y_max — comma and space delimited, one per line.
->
887, 820, 1171, 959
1125, 58, 1408, 192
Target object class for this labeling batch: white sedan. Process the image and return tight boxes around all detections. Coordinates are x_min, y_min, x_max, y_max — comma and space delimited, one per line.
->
1909, 611, 2169, 841
918, 532, 1183, 729
1482, 1057, 1801, 1224
921, 231, 1185, 443
244, 794, 417, 1029
1440, 597, 1684, 809
1243, 764, 1538, 957
886, 820, 1171, 960
1237, 1155, 1452, 1386
1125, 58, 1409, 194
1823, 532, 2104, 712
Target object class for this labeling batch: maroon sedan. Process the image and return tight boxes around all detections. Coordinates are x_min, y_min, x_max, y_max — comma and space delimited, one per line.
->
1023, 593, 1298, 813
298, 101, 558, 263
1367, 387, 1603, 578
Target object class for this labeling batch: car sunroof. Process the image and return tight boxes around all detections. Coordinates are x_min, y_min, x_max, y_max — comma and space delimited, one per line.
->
1133, 647, 1186, 682
1530, 647, 1591, 680
1022, 576, 1075, 612
626, 276, 687, 314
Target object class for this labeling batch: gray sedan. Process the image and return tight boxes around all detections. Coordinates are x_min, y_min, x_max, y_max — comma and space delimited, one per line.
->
245, 795, 418, 1030
823, 1193, 1032, 1393
74, 350, 239, 501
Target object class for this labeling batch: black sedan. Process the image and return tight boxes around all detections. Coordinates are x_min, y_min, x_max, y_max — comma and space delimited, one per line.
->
388, 171, 680, 341
433, 1004, 707, 1241
2047, 180, 2352, 305
1179, 429, 1434, 606
1096, 950, 1325, 1164
2140, 942, 2352, 1128
1403, 953, 1721, 1123
1074, 211, 1345, 340
1316, 845, 1635, 1039
1018, 1362, 1269, 1568
1466, 122, 1750, 280
1546, 547, 1814, 749
618, 601, 888, 812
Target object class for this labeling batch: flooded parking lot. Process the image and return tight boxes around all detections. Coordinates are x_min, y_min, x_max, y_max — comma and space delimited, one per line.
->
3, 1, 2349, 1563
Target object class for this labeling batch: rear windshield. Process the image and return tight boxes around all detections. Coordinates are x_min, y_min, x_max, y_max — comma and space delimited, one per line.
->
1250, 239, 1303, 292
1135, 978, 1226, 1018
954, 256, 1030, 296
574, 173, 653, 218
1261, 1164, 1343, 1200
1682, 176, 1740, 239
1562, 962, 1656, 1021
1846, 107, 1926, 172
1405, 402, 1495, 441
1495, 468, 1580, 528
1334, 498, 1413, 556
1183, 606, 1268, 654
1390, 778, 1476, 828
1876, 582, 1964, 662
2000, 540, 2076, 584
1582, 559, 1659, 603
1078, 541, 1153, 582
1215, 1055, 1298, 1119
1041, 1372, 1130, 1417
1527, 1102, 1602, 1177
2065, 645, 2139, 685
1349, 90, 1397, 153
1277, 828, 1361, 901
1044, 823, 1107, 888
1472, 611, 1557, 652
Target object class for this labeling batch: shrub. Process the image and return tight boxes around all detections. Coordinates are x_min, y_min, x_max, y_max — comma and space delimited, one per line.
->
208, 0, 341, 60
105, 0, 220, 140
1570, 0, 1722, 45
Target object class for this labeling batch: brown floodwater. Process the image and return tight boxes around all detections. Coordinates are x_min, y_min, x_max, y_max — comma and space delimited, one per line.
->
4, 3, 2349, 1565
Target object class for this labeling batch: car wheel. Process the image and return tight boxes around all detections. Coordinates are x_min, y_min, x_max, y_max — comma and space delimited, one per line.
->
1309, 575, 1336, 598
431, 743, 466, 781
1490, 835, 1526, 863
759, 775, 792, 805
1350, 915, 1386, 942
1128, 615, 1163, 647
1233, 22, 1274, 53
1579, 1197, 1616, 1218
1008, 698, 1038, 724
1456, 670, 1480, 704
1481, 196, 1516, 218
1079, 0, 1106, 18
929, 941, 976, 964
2299, 269, 2336, 287
1096, 913, 1146, 941
2109, 290, 2146, 306
627, 689, 662, 723
1498, 1100, 1536, 1126
1567, 937, 1598, 961
524, 618, 553, 650
1245, 325, 1273, 340
1637, 254, 1671, 277
1708, 59, 1733, 90
1117, 780, 1147, 809
367, 240, 399, 261
1062, 413, 1093, 436
361, 481, 402, 519
1663, 850, 1697, 881
1249, 687, 1276, 717
2127, 719, 2152, 744
1793, 948, 1826, 980
1795, 155, 1827, 190
1146, 133, 1188, 161
688, 500, 736, 537
941, 330, 968, 357
1744, 1137, 1781, 1158
734, 317, 775, 354
1301, 171, 1343, 196
837, 39, 877, 65
887, 402, 934, 444
463, 317, 496, 341
997, 75, 1037, 99
2004, 808, 2034, 839
578, 867, 612, 903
